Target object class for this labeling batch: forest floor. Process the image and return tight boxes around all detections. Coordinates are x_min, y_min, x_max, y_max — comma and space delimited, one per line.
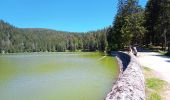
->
138, 52, 170, 100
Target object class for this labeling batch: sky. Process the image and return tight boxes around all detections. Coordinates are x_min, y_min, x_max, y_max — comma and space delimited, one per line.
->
0, 0, 147, 32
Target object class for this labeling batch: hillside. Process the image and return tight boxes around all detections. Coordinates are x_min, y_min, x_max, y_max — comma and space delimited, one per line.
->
0, 20, 108, 53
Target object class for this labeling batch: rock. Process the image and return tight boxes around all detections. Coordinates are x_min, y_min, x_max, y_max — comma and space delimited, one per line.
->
105, 52, 145, 100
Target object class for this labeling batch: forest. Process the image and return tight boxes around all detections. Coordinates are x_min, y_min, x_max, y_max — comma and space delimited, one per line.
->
0, 0, 170, 54
107, 0, 170, 54
0, 20, 107, 53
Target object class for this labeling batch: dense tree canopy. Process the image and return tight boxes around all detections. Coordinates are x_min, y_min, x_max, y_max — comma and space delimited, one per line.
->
107, 0, 145, 50
144, 0, 170, 52
107, 0, 170, 54
0, 20, 108, 53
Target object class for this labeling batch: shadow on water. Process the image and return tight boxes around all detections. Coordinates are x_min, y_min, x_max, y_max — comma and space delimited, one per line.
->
110, 51, 130, 71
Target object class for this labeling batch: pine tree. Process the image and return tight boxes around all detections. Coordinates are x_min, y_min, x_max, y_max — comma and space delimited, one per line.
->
156, 0, 170, 51
144, 0, 161, 46
145, 0, 170, 51
107, 0, 145, 51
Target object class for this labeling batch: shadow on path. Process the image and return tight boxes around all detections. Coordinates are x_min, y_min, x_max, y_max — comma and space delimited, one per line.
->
152, 54, 170, 59
166, 60, 170, 62
137, 47, 170, 59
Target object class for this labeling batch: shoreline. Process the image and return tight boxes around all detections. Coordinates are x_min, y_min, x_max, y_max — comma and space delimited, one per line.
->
105, 52, 145, 100
0, 51, 107, 55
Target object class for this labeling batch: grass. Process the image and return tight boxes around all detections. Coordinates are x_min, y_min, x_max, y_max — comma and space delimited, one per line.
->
143, 66, 167, 100
146, 78, 166, 91
149, 92, 161, 100
158, 50, 170, 56
144, 67, 152, 71
158, 50, 167, 55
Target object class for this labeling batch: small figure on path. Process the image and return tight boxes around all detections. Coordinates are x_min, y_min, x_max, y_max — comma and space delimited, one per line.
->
132, 46, 138, 56
128, 46, 133, 54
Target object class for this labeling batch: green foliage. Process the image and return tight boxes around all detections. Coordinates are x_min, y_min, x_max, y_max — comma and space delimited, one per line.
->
158, 50, 167, 55
0, 20, 108, 53
107, 0, 145, 51
144, 67, 152, 71
149, 92, 161, 100
107, 0, 170, 52
144, 0, 170, 51
146, 78, 166, 90
122, 11, 146, 45
1, 0, 170, 53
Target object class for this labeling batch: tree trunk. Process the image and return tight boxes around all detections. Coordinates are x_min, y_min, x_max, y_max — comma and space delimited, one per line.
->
168, 41, 170, 53
163, 29, 167, 51
162, 42, 164, 51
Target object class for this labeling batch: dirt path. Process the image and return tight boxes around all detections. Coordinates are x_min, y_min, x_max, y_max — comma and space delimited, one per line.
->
138, 52, 170, 99
138, 52, 170, 83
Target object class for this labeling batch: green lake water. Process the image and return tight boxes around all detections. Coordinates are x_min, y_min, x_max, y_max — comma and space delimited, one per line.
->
0, 52, 119, 100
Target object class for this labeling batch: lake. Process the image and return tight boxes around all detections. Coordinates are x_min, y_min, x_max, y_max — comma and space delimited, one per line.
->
0, 52, 119, 100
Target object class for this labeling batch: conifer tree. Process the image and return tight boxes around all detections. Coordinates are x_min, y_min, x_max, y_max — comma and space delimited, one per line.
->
107, 0, 145, 50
